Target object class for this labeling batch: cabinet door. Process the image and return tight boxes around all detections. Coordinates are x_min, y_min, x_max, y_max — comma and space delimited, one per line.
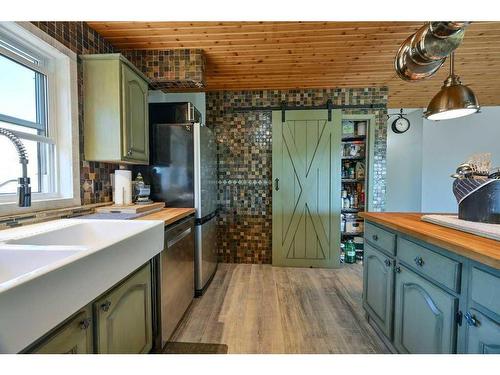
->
94, 263, 153, 354
121, 62, 149, 163
465, 309, 500, 353
31, 306, 93, 354
363, 243, 394, 338
394, 265, 458, 353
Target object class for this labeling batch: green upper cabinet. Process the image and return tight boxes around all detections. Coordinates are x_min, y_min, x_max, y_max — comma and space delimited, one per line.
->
394, 265, 458, 354
82, 54, 149, 164
30, 306, 93, 354
94, 263, 153, 354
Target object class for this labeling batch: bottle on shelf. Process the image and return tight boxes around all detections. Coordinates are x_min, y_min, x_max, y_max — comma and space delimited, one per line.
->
348, 163, 356, 179
345, 240, 356, 264
342, 189, 350, 209
356, 162, 365, 179
353, 191, 358, 208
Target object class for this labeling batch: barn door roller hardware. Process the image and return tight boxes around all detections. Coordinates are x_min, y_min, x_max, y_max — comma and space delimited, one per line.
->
281, 100, 333, 122
233, 100, 385, 121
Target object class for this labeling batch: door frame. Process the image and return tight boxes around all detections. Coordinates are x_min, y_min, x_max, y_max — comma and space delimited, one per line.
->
272, 109, 342, 268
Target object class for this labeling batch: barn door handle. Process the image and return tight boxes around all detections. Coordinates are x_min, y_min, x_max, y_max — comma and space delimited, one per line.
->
274, 178, 280, 191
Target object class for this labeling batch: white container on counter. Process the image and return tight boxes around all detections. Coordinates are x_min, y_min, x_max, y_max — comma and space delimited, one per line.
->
114, 169, 132, 205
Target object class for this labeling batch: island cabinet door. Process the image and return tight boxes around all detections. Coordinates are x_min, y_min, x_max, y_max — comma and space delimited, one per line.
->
464, 309, 500, 353
31, 306, 93, 354
394, 265, 458, 354
363, 243, 394, 338
94, 263, 153, 354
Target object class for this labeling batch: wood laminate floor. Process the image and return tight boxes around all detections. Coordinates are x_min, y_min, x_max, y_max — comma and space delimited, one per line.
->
171, 263, 388, 354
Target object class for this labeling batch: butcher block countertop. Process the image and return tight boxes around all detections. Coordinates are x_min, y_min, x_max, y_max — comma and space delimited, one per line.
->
360, 212, 500, 269
138, 207, 196, 226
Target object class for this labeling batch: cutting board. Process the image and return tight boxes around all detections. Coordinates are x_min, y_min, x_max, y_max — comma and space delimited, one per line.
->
95, 201, 165, 214
421, 214, 500, 242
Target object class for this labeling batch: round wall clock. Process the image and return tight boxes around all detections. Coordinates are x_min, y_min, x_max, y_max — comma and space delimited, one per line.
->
391, 109, 410, 134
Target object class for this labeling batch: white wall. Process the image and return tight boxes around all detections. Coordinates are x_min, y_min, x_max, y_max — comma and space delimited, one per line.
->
148, 91, 206, 124
421, 106, 500, 213
386, 109, 423, 212
385, 106, 500, 213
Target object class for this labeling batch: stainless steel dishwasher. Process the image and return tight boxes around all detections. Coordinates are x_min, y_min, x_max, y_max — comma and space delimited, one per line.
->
153, 216, 195, 350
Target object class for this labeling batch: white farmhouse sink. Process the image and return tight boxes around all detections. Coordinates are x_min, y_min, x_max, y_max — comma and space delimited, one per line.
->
0, 218, 164, 353
0, 248, 83, 286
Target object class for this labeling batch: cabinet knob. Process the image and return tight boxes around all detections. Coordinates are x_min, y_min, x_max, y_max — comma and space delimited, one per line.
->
101, 300, 111, 312
372, 234, 378, 241
79, 318, 91, 330
384, 259, 391, 267
127, 149, 132, 156
394, 266, 401, 273
414, 256, 424, 267
464, 312, 479, 327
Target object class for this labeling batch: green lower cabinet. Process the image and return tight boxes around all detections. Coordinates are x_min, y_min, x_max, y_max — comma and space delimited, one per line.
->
363, 244, 394, 338
31, 306, 93, 354
94, 263, 153, 354
394, 265, 458, 354
465, 309, 500, 353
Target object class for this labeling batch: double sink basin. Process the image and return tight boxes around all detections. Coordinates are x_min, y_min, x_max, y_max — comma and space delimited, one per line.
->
0, 218, 164, 353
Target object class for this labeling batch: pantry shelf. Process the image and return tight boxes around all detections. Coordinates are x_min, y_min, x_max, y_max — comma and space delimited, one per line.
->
341, 135, 366, 142
341, 178, 365, 183
341, 231, 364, 237
342, 156, 365, 160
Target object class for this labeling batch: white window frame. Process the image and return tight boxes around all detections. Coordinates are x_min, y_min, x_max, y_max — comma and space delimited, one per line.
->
0, 22, 80, 215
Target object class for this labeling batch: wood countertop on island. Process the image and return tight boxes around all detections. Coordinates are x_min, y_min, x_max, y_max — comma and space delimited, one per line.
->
138, 207, 196, 226
360, 212, 500, 269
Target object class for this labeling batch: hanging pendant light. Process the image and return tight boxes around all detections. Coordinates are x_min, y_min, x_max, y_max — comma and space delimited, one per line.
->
424, 52, 480, 121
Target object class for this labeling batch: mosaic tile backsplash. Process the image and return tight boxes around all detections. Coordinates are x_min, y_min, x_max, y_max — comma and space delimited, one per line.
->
123, 49, 206, 89
31, 21, 118, 205
207, 88, 388, 264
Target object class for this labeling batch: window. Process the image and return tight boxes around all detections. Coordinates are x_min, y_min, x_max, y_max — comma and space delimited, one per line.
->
0, 42, 54, 196
0, 22, 80, 215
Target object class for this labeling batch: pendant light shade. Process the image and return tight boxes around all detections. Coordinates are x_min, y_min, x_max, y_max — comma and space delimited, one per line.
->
425, 53, 480, 120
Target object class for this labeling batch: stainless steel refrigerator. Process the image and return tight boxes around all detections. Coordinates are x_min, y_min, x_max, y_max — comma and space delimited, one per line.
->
134, 102, 218, 296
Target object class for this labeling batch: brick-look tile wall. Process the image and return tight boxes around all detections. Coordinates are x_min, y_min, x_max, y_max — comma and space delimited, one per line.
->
122, 49, 205, 89
31, 22, 118, 205
207, 88, 388, 264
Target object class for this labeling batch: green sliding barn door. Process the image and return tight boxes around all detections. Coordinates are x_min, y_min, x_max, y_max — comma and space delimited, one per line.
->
272, 109, 342, 268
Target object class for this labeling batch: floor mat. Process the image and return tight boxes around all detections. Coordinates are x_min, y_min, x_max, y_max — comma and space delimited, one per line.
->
163, 342, 228, 354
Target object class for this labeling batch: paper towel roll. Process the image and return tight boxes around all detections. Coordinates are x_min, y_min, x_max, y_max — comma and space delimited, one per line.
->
114, 170, 132, 205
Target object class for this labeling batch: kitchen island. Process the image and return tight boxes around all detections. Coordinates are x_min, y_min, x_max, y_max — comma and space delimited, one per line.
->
359, 212, 500, 354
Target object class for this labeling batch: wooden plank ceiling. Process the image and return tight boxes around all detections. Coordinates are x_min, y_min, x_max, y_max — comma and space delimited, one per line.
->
87, 21, 500, 108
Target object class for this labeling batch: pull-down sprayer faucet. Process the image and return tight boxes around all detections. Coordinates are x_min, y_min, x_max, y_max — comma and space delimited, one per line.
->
0, 127, 31, 207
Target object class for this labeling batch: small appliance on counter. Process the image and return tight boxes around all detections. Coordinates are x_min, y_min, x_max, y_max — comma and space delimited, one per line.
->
133, 173, 153, 205
451, 153, 500, 224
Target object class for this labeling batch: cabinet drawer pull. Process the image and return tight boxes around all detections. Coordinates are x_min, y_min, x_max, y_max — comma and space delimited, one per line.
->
384, 259, 391, 267
414, 256, 424, 267
372, 234, 378, 241
274, 178, 280, 191
464, 312, 479, 327
101, 300, 111, 312
79, 318, 91, 330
